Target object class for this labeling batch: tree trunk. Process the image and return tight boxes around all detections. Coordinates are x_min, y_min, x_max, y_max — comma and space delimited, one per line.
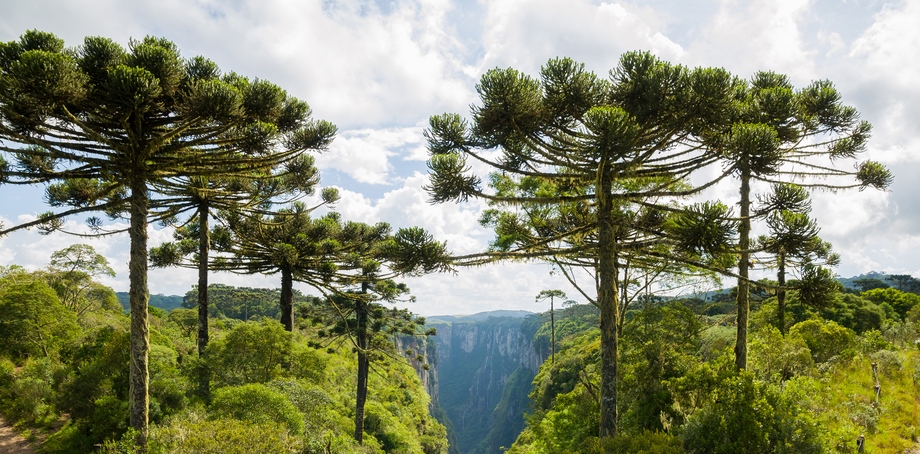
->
128, 177, 150, 451
197, 202, 211, 400
735, 165, 751, 370
550, 297, 555, 365
280, 267, 294, 331
777, 249, 786, 336
597, 163, 619, 438
354, 282, 370, 444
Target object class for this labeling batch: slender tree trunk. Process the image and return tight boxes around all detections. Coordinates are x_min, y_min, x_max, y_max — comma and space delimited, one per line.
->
197, 202, 211, 400
550, 297, 555, 365
735, 165, 751, 370
128, 176, 150, 451
597, 164, 619, 438
280, 266, 294, 331
354, 282, 370, 444
777, 250, 786, 335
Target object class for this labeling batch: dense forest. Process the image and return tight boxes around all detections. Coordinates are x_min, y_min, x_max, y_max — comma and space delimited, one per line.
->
0, 29, 916, 453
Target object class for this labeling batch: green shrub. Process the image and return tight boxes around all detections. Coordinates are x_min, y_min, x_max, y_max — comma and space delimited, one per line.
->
869, 349, 903, 375
601, 431, 686, 454
207, 319, 292, 387
0, 278, 80, 361
6, 357, 61, 426
749, 325, 814, 382
790, 318, 856, 363
101, 413, 304, 454
209, 383, 305, 433
0, 358, 15, 402
680, 372, 822, 454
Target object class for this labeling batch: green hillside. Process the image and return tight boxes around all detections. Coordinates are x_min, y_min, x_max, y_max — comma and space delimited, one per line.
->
506, 290, 920, 453
1, 272, 448, 453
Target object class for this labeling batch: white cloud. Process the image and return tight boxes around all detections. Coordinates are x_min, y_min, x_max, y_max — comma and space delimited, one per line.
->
329, 172, 491, 254
475, 0, 683, 76
317, 125, 429, 184
686, 0, 816, 80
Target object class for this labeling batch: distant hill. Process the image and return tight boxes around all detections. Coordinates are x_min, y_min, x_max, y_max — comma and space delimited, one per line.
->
116, 292, 184, 312
837, 271, 891, 290
428, 310, 534, 324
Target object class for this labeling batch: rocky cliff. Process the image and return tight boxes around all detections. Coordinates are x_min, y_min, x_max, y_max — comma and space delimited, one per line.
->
423, 312, 548, 454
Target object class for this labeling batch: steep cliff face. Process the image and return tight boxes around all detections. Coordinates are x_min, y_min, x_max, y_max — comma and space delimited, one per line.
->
425, 313, 547, 454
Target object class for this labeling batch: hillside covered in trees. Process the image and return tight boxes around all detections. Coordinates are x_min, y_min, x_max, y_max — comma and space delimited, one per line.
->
1, 261, 447, 453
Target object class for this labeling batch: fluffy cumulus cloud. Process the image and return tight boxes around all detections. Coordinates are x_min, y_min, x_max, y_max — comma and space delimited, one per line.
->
0, 0, 475, 129
685, 0, 816, 78
476, 0, 684, 75
317, 125, 428, 185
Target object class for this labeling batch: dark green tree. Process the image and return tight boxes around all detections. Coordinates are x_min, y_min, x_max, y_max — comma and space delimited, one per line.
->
216, 203, 347, 332
0, 31, 333, 448
536, 289, 566, 365
44, 243, 116, 319
711, 72, 890, 369
757, 184, 839, 334
425, 54, 739, 437
150, 155, 334, 356
306, 224, 448, 445
885, 274, 920, 293
0, 268, 80, 360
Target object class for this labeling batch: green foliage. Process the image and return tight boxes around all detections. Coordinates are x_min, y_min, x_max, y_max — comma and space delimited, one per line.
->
44, 244, 117, 318
182, 284, 310, 321
146, 412, 305, 454
620, 304, 702, 432
209, 383, 305, 433
861, 287, 920, 319
681, 372, 823, 454
56, 326, 131, 443
820, 293, 887, 333
598, 431, 685, 454
749, 325, 814, 382
116, 292, 184, 312
3, 357, 62, 426
789, 318, 856, 363
207, 318, 292, 387
0, 273, 79, 360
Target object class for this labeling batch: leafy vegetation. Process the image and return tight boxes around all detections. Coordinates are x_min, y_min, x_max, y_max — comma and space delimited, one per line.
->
507, 292, 920, 453
0, 256, 448, 453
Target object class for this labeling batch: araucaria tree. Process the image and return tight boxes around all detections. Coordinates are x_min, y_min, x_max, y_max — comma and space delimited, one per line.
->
222, 204, 449, 444
0, 30, 334, 449
425, 54, 741, 438
424, 52, 891, 439
713, 72, 890, 369
150, 153, 333, 355
757, 183, 839, 334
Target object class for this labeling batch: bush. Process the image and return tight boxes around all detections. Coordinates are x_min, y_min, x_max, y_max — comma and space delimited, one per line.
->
869, 349, 902, 375
106, 412, 303, 454
680, 372, 822, 454
601, 431, 685, 454
209, 383, 305, 434
749, 325, 814, 382
207, 319, 292, 387
790, 318, 856, 363
6, 357, 62, 426
0, 278, 80, 361
56, 326, 131, 444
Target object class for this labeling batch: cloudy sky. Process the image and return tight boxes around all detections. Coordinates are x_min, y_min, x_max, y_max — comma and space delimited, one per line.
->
1, 0, 917, 316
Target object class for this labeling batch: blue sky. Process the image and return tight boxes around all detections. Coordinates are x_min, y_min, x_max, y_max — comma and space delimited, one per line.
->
1, 0, 918, 315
